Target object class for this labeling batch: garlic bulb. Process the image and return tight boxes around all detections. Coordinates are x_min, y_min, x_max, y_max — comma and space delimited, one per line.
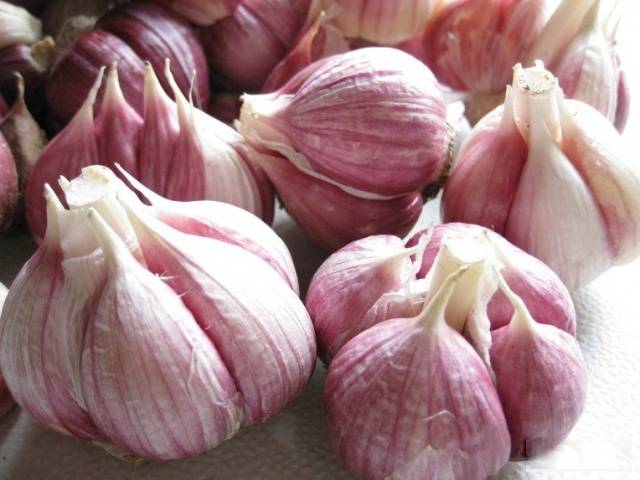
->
27, 62, 274, 242
325, 269, 511, 480
442, 63, 640, 289
1, 165, 314, 459
527, 0, 628, 131
0, 131, 17, 232
202, 0, 311, 92
151, 0, 239, 26
0, 1, 41, 49
490, 275, 587, 459
46, 1, 208, 124
0, 283, 14, 418
323, 0, 434, 45
307, 222, 575, 363
239, 48, 449, 248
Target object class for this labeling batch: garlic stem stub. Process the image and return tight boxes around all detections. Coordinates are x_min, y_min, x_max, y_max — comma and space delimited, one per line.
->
442, 62, 640, 290
319, 226, 587, 477
0, 165, 314, 460
26, 61, 275, 243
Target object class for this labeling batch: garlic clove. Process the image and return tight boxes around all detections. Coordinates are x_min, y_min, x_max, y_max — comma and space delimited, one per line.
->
0, 131, 17, 232
240, 47, 448, 197
0, 1, 42, 49
123, 205, 316, 424
490, 276, 587, 460
306, 234, 423, 362
150, 0, 239, 26
27, 67, 103, 242
0, 282, 15, 418
94, 64, 143, 178
326, 269, 511, 480
324, 0, 434, 45
614, 66, 629, 132
80, 208, 243, 460
255, 150, 423, 250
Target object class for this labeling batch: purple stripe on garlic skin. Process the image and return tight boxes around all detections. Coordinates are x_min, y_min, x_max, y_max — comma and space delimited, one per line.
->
325, 270, 511, 480
239, 47, 449, 197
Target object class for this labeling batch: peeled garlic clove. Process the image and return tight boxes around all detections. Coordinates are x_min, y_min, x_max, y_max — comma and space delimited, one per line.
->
27, 67, 103, 241
94, 65, 143, 177
150, 0, 239, 26
0, 132, 17, 232
262, 7, 350, 93
123, 208, 316, 424
256, 150, 423, 249
326, 270, 511, 480
0, 282, 15, 418
424, 0, 548, 94
202, 0, 310, 91
80, 209, 243, 459
324, 0, 434, 45
0, 1, 42, 48
240, 47, 448, 197
490, 277, 587, 460
306, 235, 421, 362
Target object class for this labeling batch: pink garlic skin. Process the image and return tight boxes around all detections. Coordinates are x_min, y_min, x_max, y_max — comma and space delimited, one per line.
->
491, 319, 587, 459
0, 132, 17, 232
46, 1, 209, 124
0, 283, 15, 418
614, 67, 630, 133
326, 316, 510, 480
306, 235, 414, 362
406, 224, 576, 335
202, 0, 311, 92
151, 0, 239, 26
256, 151, 423, 250
241, 47, 448, 197
424, 0, 547, 94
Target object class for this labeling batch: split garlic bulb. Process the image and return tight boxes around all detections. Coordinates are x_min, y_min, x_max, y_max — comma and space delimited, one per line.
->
26, 62, 274, 243
442, 63, 640, 289
1, 165, 314, 460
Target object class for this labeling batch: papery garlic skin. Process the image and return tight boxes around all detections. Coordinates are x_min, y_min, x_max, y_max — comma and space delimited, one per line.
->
490, 279, 587, 460
151, 0, 239, 26
443, 63, 640, 289
324, 0, 434, 45
0, 131, 17, 232
0, 283, 14, 418
326, 271, 511, 480
0, 1, 41, 49
3, 165, 314, 459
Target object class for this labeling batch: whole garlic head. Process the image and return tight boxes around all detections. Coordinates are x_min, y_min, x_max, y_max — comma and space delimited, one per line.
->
1, 165, 315, 460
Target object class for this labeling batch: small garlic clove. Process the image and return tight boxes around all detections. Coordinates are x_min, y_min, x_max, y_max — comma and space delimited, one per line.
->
490, 276, 587, 460
150, 0, 239, 26
324, 0, 434, 45
306, 234, 422, 362
255, 150, 423, 249
0, 1, 42, 48
123, 206, 316, 424
0, 131, 17, 232
0, 282, 15, 418
94, 64, 143, 178
27, 67, 103, 242
240, 47, 448, 197
326, 270, 511, 480
80, 209, 243, 460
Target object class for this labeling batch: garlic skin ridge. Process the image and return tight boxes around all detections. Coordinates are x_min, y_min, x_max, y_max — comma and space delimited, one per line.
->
1, 165, 315, 460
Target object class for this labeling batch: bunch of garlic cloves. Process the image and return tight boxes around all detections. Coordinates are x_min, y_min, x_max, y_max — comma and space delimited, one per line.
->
238, 47, 450, 250
26, 61, 274, 242
442, 62, 640, 290
1, 165, 315, 460
309, 224, 586, 478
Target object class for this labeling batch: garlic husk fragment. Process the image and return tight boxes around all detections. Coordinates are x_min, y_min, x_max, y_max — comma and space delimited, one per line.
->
325, 269, 511, 480
151, 0, 239, 26
0, 1, 42, 49
490, 276, 587, 459
2, 165, 314, 459
407, 223, 576, 335
443, 63, 640, 289
239, 47, 448, 197
0, 283, 14, 418
323, 0, 434, 45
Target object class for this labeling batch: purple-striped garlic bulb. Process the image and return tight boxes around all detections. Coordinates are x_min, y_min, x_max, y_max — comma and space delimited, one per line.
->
307, 223, 575, 364
0, 165, 314, 460
321, 230, 587, 477
46, 1, 209, 124
27, 62, 274, 242
442, 62, 640, 289
150, 0, 239, 26
238, 47, 449, 249
527, 0, 629, 131
322, 0, 435, 45
0, 283, 15, 418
